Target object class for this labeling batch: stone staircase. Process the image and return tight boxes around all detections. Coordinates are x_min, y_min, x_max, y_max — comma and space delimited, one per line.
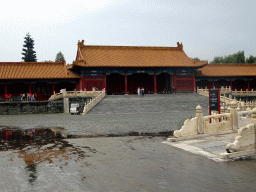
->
88, 94, 209, 115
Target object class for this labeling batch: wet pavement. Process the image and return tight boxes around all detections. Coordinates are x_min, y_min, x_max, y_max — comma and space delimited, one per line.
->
0, 94, 256, 191
1, 133, 256, 191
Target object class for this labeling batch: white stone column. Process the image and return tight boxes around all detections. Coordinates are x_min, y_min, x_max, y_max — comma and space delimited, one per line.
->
196, 105, 204, 134
230, 101, 238, 132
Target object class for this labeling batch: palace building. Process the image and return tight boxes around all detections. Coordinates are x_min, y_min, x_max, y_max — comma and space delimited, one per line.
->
67, 40, 207, 94
0, 40, 255, 101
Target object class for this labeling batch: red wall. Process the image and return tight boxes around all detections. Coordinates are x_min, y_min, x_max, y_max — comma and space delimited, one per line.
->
173, 74, 195, 92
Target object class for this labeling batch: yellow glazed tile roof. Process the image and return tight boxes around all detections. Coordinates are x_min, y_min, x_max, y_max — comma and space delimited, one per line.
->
0, 61, 79, 79
70, 40, 207, 68
198, 63, 256, 77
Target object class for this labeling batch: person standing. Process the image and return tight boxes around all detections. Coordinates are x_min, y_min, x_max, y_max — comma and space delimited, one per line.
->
29, 93, 33, 101
137, 87, 140, 96
141, 87, 145, 96
5, 93, 8, 102
8, 93, 12, 102
27, 93, 30, 101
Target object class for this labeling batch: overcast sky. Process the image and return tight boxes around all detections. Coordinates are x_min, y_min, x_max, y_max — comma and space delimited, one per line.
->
1, 0, 255, 64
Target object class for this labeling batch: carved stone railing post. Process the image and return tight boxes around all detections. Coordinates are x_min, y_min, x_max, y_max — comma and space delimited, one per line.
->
230, 101, 238, 132
246, 107, 251, 118
196, 105, 203, 134
241, 101, 245, 111
250, 102, 254, 110
227, 106, 231, 113
221, 106, 225, 114
251, 107, 256, 125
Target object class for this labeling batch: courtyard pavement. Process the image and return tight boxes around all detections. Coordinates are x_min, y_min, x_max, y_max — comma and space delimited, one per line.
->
0, 94, 256, 191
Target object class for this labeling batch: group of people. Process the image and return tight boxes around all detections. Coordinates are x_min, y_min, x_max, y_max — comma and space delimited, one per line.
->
4, 93, 38, 102
4, 93, 12, 102
137, 87, 145, 96
20, 93, 37, 101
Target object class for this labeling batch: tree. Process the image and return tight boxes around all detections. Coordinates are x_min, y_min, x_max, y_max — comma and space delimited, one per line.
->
210, 51, 245, 64
55, 51, 65, 62
246, 55, 256, 63
21, 33, 37, 62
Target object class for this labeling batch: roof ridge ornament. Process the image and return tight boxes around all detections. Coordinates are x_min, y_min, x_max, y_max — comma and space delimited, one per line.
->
78, 40, 85, 47
177, 42, 183, 50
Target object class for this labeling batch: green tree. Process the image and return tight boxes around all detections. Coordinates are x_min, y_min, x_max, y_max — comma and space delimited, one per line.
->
210, 51, 245, 64
245, 55, 256, 63
55, 51, 65, 62
21, 33, 37, 62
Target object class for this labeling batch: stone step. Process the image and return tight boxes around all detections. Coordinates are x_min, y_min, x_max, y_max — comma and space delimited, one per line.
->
88, 94, 209, 115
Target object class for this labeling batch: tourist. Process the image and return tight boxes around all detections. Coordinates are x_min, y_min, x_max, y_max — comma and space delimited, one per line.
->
173, 86, 176, 94
137, 87, 140, 96
27, 93, 30, 101
30, 93, 33, 101
141, 87, 145, 96
20, 93, 23, 101
5, 93, 8, 102
34, 93, 37, 101
8, 93, 12, 102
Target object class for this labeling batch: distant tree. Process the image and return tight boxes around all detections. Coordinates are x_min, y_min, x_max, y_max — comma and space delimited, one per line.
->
245, 55, 256, 63
21, 33, 37, 62
55, 51, 65, 62
210, 51, 245, 64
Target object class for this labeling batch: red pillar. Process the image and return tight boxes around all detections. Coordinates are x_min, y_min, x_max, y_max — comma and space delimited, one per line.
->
247, 81, 250, 91
192, 75, 196, 93
29, 83, 32, 94
154, 73, 157, 94
81, 77, 86, 91
52, 82, 55, 95
104, 73, 107, 94
125, 73, 128, 95
230, 80, 232, 91
212, 81, 214, 89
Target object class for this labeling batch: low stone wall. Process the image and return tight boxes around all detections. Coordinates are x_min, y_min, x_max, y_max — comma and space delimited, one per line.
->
0, 100, 64, 115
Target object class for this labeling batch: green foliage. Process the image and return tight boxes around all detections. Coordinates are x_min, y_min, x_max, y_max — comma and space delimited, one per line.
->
245, 55, 256, 63
210, 51, 245, 64
21, 33, 37, 62
55, 51, 65, 62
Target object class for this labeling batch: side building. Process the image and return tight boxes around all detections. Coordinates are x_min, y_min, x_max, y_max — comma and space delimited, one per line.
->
196, 63, 256, 91
0, 60, 79, 101
67, 40, 207, 94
